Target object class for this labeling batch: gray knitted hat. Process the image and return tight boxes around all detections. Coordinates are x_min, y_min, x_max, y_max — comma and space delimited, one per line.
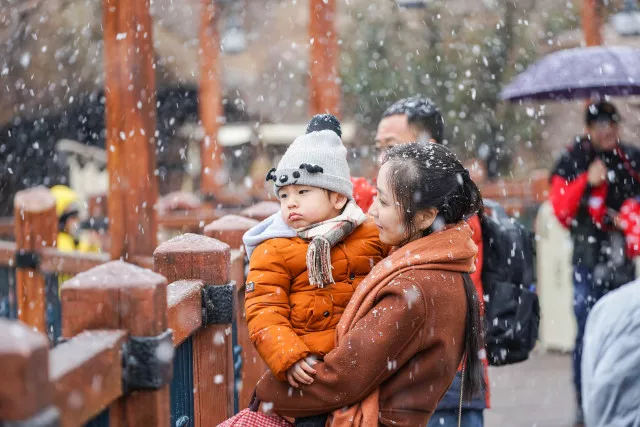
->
266, 129, 353, 199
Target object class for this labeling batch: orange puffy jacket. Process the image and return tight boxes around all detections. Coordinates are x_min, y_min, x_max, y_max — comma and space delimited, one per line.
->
245, 220, 386, 381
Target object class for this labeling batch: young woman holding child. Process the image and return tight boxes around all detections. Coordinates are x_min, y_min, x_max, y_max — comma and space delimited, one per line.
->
253, 140, 486, 427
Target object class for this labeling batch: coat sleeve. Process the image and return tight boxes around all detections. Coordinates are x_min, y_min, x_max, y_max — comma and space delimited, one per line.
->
245, 242, 311, 381
549, 173, 590, 228
255, 279, 427, 417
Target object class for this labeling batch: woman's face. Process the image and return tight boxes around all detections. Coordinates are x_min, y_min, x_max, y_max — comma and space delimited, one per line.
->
369, 162, 438, 246
369, 162, 411, 246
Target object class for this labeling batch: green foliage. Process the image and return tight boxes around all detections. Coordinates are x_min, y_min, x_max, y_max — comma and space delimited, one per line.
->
340, 1, 575, 177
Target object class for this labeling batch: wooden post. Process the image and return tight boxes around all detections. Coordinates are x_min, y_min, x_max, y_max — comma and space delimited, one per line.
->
60, 261, 170, 426
104, 0, 159, 260
309, 0, 340, 116
204, 215, 265, 410
0, 319, 59, 424
204, 215, 258, 250
154, 233, 234, 425
199, 0, 224, 200
240, 201, 280, 222
13, 187, 57, 333
583, 0, 604, 46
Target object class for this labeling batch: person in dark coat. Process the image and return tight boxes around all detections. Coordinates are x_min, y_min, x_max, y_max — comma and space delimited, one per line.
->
549, 100, 640, 427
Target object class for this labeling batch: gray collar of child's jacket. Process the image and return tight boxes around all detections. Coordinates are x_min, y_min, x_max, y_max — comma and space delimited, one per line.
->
242, 211, 296, 259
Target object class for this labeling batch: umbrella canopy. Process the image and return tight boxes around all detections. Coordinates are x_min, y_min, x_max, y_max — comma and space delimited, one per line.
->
500, 46, 640, 102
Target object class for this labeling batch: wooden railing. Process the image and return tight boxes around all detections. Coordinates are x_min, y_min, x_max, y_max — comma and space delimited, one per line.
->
0, 199, 280, 240
0, 231, 239, 426
478, 170, 549, 220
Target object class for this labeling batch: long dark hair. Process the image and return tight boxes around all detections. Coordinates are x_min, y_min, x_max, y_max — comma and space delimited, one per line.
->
383, 142, 485, 401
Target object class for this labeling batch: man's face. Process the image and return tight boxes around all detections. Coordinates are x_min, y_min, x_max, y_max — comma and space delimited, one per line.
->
374, 114, 422, 163
588, 120, 619, 152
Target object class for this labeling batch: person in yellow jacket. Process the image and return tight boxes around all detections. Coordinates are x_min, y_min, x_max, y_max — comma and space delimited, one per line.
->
50, 185, 101, 283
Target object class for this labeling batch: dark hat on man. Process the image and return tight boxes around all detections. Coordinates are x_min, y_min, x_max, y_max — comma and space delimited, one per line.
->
586, 101, 621, 125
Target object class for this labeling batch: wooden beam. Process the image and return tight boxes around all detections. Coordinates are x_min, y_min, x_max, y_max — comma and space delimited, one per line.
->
60, 260, 170, 427
167, 280, 204, 347
0, 240, 15, 266
309, 0, 340, 116
0, 216, 13, 239
199, 0, 224, 199
204, 214, 258, 249
0, 242, 110, 274
104, 0, 159, 261
240, 201, 280, 222
50, 330, 127, 427
158, 208, 220, 232
129, 255, 155, 270
0, 319, 54, 422
13, 187, 57, 334
40, 249, 110, 275
582, 0, 604, 46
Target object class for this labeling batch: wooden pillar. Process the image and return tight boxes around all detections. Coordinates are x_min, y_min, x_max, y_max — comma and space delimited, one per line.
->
309, 0, 340, 117
104, 0, 159, 260
0, 319, 58, 424
199, 0, 224, 200
13, 187, 57, 333
154, 233, 234, 425
60, 261, 170, 426
204, 215, 264, 410
583, 0, 604, 46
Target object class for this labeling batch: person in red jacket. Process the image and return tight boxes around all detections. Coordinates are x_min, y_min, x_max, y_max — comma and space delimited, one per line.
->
549, 100, 640, 427
350, 96, 488, 427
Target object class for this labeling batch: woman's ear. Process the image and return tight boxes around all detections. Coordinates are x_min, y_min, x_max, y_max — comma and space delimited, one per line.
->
332, 193, 349, 211
416, 207, 438, 231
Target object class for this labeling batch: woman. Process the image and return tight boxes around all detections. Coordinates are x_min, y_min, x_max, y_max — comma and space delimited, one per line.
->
255, 142, 485, 426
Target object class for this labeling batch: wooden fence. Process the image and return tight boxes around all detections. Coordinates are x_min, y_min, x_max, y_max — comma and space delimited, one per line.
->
0, 188, 278, 426
0, 234, 243, 426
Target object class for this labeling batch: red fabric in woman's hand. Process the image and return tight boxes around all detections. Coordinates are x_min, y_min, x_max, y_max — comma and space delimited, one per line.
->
618, 198, 640, 258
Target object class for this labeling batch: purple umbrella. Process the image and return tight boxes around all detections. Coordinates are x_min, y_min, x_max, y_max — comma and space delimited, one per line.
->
500, 46, 640, 102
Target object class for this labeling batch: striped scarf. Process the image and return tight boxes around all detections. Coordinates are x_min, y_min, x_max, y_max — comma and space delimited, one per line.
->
296, 201, 367, 288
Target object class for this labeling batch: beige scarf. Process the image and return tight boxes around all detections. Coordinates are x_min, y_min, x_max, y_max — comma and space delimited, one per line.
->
297, 201, 367, 287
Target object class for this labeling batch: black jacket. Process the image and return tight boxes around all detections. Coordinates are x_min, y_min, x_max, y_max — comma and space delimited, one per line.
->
550, 137, 640, 286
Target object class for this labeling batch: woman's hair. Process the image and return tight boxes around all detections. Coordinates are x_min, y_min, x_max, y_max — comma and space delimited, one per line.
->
382, 141, 485, 400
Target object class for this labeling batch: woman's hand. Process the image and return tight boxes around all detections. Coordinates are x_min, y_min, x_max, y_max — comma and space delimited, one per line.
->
588, 159, 608, 186
286, 357, 317, 387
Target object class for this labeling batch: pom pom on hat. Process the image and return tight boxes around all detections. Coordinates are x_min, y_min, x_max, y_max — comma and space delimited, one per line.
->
305, 114, 342, 137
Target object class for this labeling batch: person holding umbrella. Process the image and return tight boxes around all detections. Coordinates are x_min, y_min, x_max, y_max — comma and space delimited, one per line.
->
549, 100, 640, 427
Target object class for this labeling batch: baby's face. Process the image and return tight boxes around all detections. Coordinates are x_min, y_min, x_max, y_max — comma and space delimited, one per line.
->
278, 185, 345, 229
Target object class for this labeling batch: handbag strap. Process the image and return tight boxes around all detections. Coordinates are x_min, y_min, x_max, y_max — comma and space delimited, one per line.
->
249, 389, 260, 412
458, 358, 466, 427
